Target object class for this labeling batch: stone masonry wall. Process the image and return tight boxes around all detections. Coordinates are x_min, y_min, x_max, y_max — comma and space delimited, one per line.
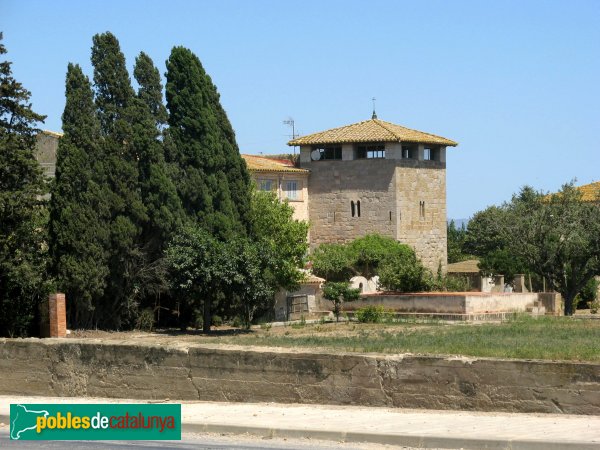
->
305, 159, 397, 247
304, 155, 447, 272
395, 162, 447, 273
1, 339, 599, 415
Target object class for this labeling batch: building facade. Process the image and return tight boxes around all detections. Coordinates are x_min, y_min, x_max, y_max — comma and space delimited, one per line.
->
288, 117, 457, 272
241, 154, 309, 222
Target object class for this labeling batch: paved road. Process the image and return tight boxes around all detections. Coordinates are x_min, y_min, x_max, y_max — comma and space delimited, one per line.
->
0, 430, 436, 450
3, 396, 600, 449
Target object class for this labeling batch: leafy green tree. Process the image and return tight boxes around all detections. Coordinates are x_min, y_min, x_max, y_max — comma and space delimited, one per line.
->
91, 32, 148, 328
464, 206, 507, 257
166, 226, 235, 332
0, 33, 51, 336
348, 234, 407, 279
504, 184, 600, 315
447, 220, 471, 264
310, 243, 353, 281
464, 205, 528, 281
49, 63, 109, 328
377, 245, 429, 292
249, 191, 308, 287
322, 282, 360, 321
229, 191, 309, 325
312, 234, 412, 281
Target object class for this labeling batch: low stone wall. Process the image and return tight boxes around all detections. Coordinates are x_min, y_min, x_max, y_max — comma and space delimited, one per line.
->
539, 292, 563, 316
1, 339, 599, 415
343, 292, 538, 314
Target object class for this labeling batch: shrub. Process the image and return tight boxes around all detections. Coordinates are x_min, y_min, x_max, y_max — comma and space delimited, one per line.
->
378, 246, 429, 292
581, 278, 599, 303
211, 315, 223, 327
135, 308, 155, 332
355, 305, 391, 323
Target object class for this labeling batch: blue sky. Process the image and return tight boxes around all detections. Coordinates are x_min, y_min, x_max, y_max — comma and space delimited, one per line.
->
3, 0, 599, 219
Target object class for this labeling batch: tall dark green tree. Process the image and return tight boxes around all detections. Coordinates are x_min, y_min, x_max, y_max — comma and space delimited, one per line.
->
134, 52, 168, 128
49, 64, 109, 328
0, 33, 50, 336
165, 46, 252, 331
165, 46, 251, 238
91, 32, 148, 328
131, 52, 184, 306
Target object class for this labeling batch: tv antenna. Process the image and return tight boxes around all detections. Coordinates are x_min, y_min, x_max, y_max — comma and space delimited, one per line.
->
283, 117, 298, 155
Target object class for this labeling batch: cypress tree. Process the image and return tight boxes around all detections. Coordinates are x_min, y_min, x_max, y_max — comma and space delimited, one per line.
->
165, 46, 252, 331
0, 33, 50, 336
165, 46, 251, 238
49, 63, 109, 328
132, 52, 183, 304
91, 32, 147, 328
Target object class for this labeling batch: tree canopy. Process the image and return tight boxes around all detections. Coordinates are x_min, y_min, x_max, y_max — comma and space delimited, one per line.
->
0, 33, 51, 336
49, 63, 109, 328
503, 184, 600, 315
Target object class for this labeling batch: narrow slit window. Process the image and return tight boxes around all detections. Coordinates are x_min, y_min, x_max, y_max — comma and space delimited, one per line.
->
357, 200, 361, 218
351, 201, 355, 217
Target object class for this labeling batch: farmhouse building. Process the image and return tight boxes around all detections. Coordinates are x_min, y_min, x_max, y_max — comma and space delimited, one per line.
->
36, 116, 458, 272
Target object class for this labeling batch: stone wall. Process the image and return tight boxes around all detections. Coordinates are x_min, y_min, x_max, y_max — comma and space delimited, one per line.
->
35, 131, 59, 178
395, 162, 447, 272
301, 149, 447, 273
304, 158, 397, 247
1, 339, 598, 415
341, 292, 538, 314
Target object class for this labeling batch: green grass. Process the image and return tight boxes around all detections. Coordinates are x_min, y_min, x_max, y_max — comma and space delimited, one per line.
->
207, 315, 600, 361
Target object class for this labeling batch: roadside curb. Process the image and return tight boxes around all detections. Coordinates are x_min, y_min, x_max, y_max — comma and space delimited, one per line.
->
181, 422, 600, 449
2, 413, 599, 449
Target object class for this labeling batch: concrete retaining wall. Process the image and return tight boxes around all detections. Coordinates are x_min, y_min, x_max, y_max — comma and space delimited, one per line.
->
346, 292, 538, 314
1, 339, 598, 415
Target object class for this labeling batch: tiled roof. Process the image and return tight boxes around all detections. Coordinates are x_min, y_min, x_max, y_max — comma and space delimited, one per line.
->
42, 130, 63, 138
242, 154, 308, 174
577, 181, 600, 202
288, 119, 457, 147
447, 259, 480, 274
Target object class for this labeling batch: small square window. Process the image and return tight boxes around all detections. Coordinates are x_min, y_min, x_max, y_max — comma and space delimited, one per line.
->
284, 180, 301, 200
311, 146, 342, 160
257, 179, 274, 191
357, 144, 385, 159
402, 145, 414, 159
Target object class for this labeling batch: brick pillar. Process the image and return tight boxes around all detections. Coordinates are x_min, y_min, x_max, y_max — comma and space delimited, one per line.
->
48, 293, 67, 338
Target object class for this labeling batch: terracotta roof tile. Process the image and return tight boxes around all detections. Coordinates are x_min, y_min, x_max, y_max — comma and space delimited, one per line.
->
577, 181, 600, 202
242, 154, 309, 174
288, 119, 457, 147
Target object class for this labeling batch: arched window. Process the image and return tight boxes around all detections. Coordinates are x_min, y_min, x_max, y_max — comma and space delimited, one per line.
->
351, 201, 355, 217
357, 200, 361, 218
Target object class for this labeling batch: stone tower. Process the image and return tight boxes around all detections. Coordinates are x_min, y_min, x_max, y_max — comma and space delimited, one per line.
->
288, 118, 457, 272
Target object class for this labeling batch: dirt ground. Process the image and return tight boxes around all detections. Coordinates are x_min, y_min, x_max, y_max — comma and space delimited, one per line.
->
66, 320, 442, 344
